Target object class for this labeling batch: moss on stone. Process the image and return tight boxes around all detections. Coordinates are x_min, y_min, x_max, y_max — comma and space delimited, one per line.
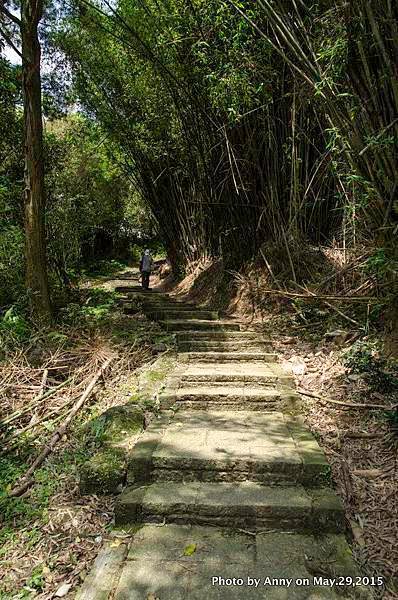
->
80, 447, 126, 495
90, 404, 144, 445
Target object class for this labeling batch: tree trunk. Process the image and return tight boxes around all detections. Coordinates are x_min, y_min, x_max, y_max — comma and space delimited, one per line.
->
21, 0, 51, 322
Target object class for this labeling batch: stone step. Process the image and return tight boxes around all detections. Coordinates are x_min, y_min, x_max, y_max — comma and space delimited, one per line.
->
115, 286, 165, 294
179, 351, 277, 363
177, 340, 268, 351
89, 525, 368, 600
141, 297, 196, 306
176, 330, 262, 341
160, 320, 240, 332
160, 386, 298, 411
174, 363, 293, 387
127, 411, 327, 487
118, 297, 195, 309
143, 303, 197, 311
146, 310, 219, 321
115, 482, 344, 532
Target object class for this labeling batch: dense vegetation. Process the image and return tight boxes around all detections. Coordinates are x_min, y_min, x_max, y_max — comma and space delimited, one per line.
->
55, 0, 397, 272
0, 1, 398, 597
1, 0, 397, 328
0, 54, 154, 320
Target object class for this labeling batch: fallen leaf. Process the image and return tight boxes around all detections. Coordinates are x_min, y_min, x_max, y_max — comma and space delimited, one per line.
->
350, 520, 366, 548
183, 543, 197, 556
352, 469, 382, 478
55, 583, 72, 597
110, 539, 122, 548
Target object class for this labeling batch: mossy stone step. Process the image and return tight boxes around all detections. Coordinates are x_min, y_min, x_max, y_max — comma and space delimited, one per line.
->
118, 298, 195, 310
177, 340, 269, 352
175, 363, 293, 387
115, 481, 344, 532
160, 320, 240, 331
159, 386, 298, 411
179, 351, 277, 362
101, 525, 369, 600
140, 298, 198, 308
115, 286, 165, 294
176, 330, 262, 341
142, 304, 198, 311
146, 310, 219, 321
127, 410, 328, 487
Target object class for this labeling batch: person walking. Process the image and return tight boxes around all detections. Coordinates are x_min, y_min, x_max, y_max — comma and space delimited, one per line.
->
139, 249, 153, 290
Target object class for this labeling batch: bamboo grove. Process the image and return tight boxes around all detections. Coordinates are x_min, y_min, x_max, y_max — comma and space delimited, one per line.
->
53, 0, 397, 277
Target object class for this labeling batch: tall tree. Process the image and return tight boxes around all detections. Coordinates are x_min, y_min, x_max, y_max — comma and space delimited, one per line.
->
1, 0, 51, 322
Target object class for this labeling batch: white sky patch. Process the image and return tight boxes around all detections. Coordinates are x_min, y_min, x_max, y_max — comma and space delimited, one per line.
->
1, 5, 22, 64
2, 43, 22, 64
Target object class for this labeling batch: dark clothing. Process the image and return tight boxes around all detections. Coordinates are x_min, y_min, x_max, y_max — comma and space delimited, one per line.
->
141, 271, 150, 289
139, 251, 153, 290
140, 253, 153, 273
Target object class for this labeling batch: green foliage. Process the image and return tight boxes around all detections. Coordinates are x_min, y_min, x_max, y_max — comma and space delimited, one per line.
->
0, 71, 155, 310
45, 115, 151, 283
0, 307, 31, 357
344, 341, 398, 393
0, 226, 25, 308
24, 565, 45, 592
58, 287, 119, 327
364, 249, 395, 280
82, 258, 129, 277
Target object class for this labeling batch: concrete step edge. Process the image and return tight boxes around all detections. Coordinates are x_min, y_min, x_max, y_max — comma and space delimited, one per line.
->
115, 483, 344, 533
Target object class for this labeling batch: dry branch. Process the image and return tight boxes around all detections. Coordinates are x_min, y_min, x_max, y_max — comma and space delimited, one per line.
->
256, 288, 374, 302
9, 357, 113, 497
297, 387, 396, 411
0, 377, 73, 428
294, 283, 360, 326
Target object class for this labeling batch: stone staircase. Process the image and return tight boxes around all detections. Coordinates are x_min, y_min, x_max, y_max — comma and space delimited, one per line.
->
78, 290, 370, 599
116, 292, 342, 532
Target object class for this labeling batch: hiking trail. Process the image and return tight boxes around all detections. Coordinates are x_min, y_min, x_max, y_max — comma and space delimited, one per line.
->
77, 288, 370, 600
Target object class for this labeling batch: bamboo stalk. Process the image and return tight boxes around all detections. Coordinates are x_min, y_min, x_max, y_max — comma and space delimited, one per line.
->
0, 377, 73, 428
298, 387, 397, 411
8, 357, 113, 498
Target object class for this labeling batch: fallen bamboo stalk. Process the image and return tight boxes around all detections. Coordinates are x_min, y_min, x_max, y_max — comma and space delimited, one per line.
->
294, 283, 360, 326
297, 387, 397, 411
2, 393, 80, 451
256, 288, 375, 302
342, 432, 383, 439
8, 357, 113, 497
38, 368, 48, 399
0, 377, 73, 428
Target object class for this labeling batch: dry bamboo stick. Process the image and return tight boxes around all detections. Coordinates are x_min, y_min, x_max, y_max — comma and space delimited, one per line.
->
255, 288, 375, 302
0, 377, 73, 428
8, 357, 113, 497
298, 387, 397, 411
294, 283, 360, 326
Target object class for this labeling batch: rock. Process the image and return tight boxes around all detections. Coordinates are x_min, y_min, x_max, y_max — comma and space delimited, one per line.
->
347, 373, 361, 382
55, 583, 72, 597
89, 404, 145, 446
79, 447, 126, 495
80, 405, 145, 495
152, 343, 167, 353
324, 330, 350, 345
281, 336, 296, 345
288, 355, 306, 375
291, 362, 306, 375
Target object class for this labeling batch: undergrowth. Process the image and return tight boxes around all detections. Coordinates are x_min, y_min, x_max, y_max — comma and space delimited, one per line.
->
0, 267, 174, 597
344, 341, 398, 394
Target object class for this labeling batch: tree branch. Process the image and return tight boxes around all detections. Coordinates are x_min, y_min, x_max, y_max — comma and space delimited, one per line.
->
0, 3, 21, 26
0, 25, 22, 58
